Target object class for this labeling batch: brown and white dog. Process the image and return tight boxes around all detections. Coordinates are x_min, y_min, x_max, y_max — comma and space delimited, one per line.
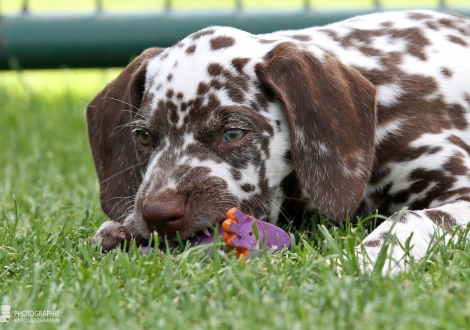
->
88, 10, 470, 274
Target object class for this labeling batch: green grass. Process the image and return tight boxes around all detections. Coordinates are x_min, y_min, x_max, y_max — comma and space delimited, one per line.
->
1, 1, 470, 328
1, 68, 470, 329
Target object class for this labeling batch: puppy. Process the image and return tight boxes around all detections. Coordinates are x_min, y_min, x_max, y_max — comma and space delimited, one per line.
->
88, 10, 470, 273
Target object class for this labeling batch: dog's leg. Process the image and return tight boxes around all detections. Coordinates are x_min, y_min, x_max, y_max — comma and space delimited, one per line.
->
355, 201, 470, 275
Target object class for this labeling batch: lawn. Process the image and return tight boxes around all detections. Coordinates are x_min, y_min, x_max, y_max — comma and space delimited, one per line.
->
1, 1, 470, 329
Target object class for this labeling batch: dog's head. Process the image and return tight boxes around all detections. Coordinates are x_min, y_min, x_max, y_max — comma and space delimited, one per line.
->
87, 27, 377, 240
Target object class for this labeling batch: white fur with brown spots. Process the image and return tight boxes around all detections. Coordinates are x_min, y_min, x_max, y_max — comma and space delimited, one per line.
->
88, 10, 470, 274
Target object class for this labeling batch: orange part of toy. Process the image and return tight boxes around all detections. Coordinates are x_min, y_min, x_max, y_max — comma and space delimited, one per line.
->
223, 207, 249, 262
226, 207, 237, 221
235, 248, 249, 262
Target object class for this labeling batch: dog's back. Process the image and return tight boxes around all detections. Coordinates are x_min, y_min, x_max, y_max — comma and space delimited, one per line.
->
266, 10, 470, 217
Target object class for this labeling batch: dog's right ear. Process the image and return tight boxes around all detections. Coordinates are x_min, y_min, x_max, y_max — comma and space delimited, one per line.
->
87, 48, 164, 221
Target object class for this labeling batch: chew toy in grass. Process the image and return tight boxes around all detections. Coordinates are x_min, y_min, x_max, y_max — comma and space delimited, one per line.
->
141, 208, 291, 261
222, 207, 291, 262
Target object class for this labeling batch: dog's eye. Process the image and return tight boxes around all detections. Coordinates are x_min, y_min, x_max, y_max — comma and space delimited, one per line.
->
138, 130, 152, 146
222, 128, 247, 143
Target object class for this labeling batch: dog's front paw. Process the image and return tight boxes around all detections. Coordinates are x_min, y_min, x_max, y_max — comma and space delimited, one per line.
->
90, 221, 127, 251
91, 216, 148, 252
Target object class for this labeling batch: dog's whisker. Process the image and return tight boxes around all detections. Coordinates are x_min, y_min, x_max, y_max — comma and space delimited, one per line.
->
282, 196, 311, 203
98, 163, 140, 185
100, 96, 140, 111
111, 200, 135, 222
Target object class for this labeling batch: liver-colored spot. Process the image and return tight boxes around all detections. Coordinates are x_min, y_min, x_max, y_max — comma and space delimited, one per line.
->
186, 45, 196, 54
291, 34, 311, 41
440, 67, 453, 78
425, 210, 457, 229
210, 36, 235, 50
197, 82, 209, 95
443, 154, 469, 176
230, 168, 242, 181
448, 103, 468, 130
231, 58, 250, 74
426, 21, 439, 30
448, 135, 470, 155
207, 63, 223, 76
241, 183, 256, 193
407, 12, 433, 20
448, 35, 469, 47
363, 239, 381, 247
191, 28, 216, 40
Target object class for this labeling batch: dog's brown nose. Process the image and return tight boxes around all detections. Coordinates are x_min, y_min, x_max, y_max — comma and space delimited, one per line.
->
142, 199, 185, 236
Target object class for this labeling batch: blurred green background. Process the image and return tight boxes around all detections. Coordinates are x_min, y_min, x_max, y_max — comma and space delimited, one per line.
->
0, 0, 468, 13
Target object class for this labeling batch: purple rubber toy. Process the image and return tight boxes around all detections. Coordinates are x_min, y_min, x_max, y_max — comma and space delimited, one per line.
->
222, 208, 291, 261
141, 208, 291, 261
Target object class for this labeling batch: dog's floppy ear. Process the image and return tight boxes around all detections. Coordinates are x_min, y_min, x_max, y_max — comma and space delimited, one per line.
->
87, 47, 163, 221
256, 43, 377, 221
